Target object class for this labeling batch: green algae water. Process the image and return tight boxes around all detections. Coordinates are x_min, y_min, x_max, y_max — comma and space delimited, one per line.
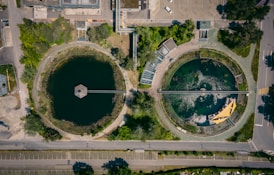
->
164, 59, 237, 125
47, 56, 116, 126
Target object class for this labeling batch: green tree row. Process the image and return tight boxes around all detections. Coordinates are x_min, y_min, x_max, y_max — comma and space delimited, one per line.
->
136, 20, 195, 69
24, 111, 62, 141
19, 17, 72, 88
73, 159, 274, 175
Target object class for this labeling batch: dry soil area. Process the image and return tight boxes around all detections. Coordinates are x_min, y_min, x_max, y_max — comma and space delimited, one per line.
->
107, 33, 130, 56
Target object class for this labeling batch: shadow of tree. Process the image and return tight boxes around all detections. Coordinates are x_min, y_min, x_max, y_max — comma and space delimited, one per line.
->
258, 85, 274, 125
102, 157, 131, 175
216, 4, 224, 15
72, 161, 94, 175
264, 54, 274, 70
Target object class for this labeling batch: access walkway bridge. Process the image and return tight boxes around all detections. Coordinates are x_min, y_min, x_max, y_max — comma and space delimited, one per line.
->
158, 89, 250, 95
87, 90, 125, 94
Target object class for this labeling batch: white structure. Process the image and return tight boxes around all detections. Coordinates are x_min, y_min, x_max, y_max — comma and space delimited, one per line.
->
33, 6, 47, 19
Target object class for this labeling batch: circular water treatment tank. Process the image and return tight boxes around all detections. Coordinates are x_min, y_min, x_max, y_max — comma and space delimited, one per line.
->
164, 58, 237, 126
47, 56, 118, 126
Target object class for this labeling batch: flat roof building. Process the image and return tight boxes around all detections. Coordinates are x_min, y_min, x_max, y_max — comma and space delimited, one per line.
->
23, 0, 100, 8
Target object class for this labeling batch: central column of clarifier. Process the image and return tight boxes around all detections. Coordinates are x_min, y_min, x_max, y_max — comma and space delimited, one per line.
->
74, 84, 88, 99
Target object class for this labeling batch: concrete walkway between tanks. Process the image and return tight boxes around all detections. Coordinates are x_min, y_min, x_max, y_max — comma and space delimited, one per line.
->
150, 29, 257, 141
33, 41, 134, 140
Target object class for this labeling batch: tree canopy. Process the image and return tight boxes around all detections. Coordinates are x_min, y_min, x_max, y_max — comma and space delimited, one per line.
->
136, 20, 195, 69
87, 23, 113, 42
109, 91, 175, 140
73, 162, 94, 175
19, 16, 72, 88
24, 111, 62, 141
102, 158, 132, 175
224, 0, 270, 20
218, 21, 263, 49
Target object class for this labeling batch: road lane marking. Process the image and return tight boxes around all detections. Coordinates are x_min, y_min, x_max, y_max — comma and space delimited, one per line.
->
255, 123, 263, 127
262, 50, 265, 60
260, 21, 263, 30
265, 68, 268, 87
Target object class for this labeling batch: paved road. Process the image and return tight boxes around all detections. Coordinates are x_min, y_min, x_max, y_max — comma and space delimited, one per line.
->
0, 158, 273, 172
0, 140, 252, 152
253, 5, 274, 151
6, 0, 32, 115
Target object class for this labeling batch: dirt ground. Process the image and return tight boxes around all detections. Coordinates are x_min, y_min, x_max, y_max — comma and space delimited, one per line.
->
126, 70, 139, 88
0, 95, 24, 139
120, 0, 139, 8
107, 33, 130, 56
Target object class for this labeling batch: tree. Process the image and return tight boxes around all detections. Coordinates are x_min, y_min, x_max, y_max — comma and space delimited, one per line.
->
224, 0, 270, 20
87, 23, 113, 42
218, 21, 263, 49
23, 111, 62, 141
102, 158, 132, 175
136, 20, 195, 71
73, 162, 94, 175
258, 84, 274, 124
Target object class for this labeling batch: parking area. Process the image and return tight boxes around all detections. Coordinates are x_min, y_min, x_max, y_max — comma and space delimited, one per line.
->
151, 0, 225, 20
0, 151, 158, 161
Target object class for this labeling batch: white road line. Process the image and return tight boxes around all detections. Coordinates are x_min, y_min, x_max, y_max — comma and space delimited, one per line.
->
255, 123, 263, 127
262, 50, 265, 60
260, 21, 263, 30
265, 67, 268, 87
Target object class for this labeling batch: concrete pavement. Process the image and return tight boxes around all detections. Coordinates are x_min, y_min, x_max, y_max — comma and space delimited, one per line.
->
0, 152, 273, 173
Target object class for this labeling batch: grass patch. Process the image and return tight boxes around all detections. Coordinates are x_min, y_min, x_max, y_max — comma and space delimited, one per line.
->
232, 45, 251, 58
0, 29, 2, 48
227, 113, 254, 142
0, 64, 17, 92
16, 0, 21, 8
138, 84, 151, 89
251, 41, 260, 81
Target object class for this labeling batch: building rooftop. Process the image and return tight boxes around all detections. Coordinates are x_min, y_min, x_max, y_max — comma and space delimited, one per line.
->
0, 74, 8, 96
197, 20, 211, 30
23, 0, 59, 6
23, 0, 100, 8
61, 0, 99, 8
